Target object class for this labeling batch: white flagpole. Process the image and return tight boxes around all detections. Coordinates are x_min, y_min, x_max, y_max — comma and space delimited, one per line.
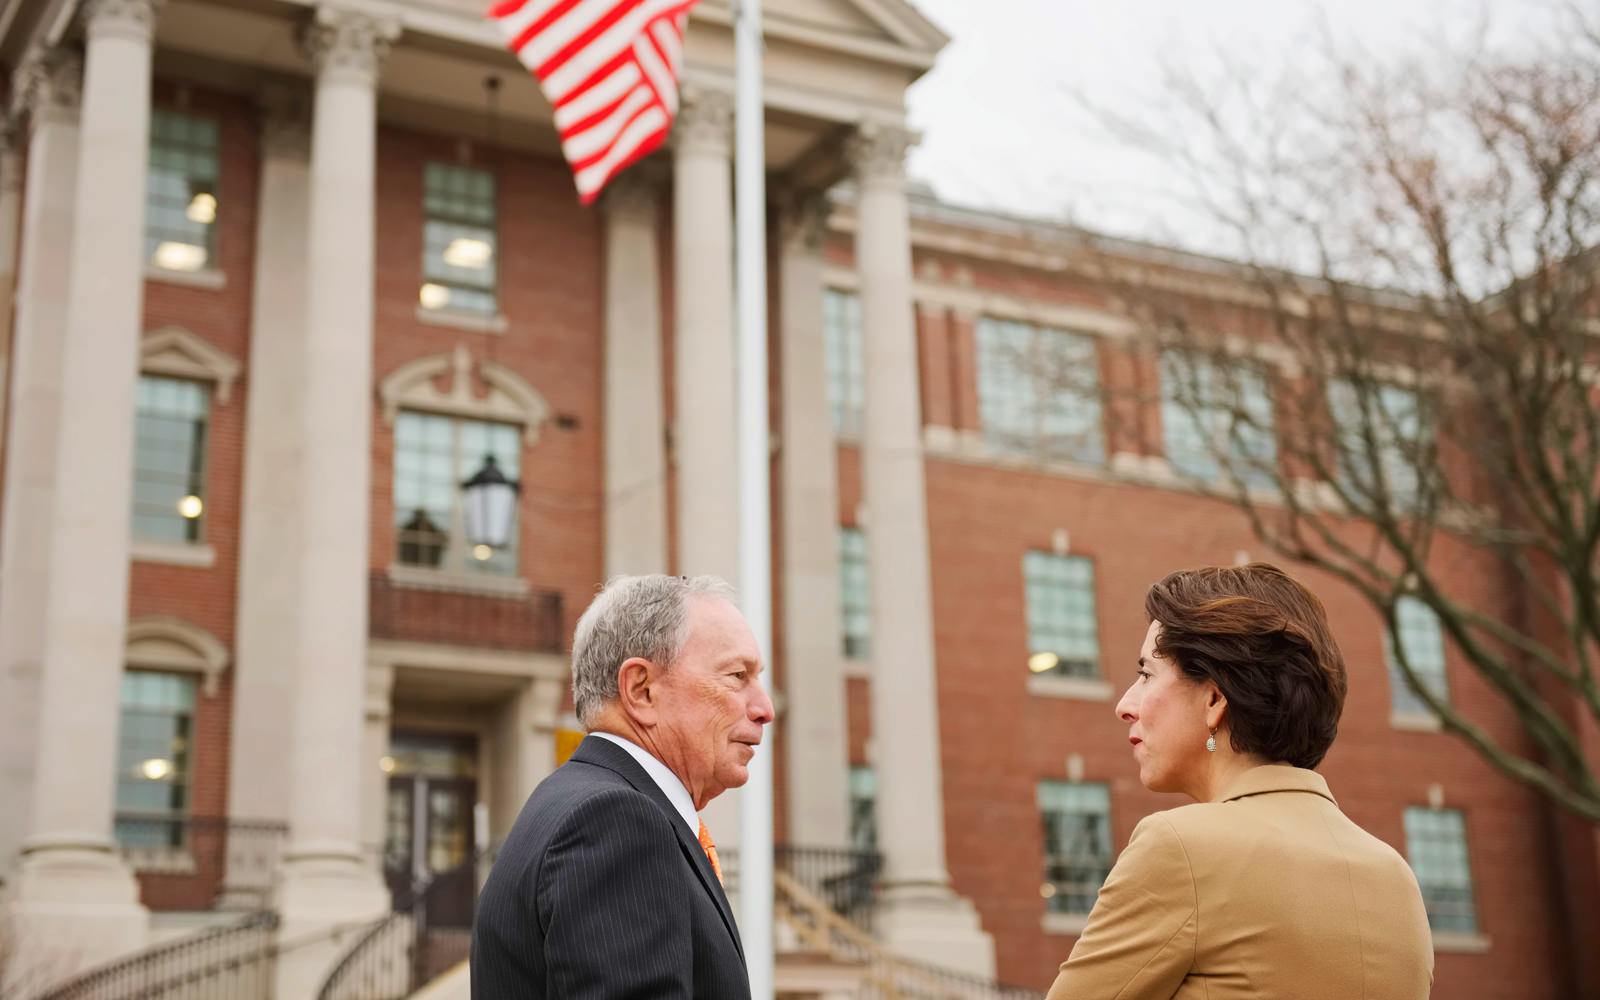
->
733, 0, 774, 997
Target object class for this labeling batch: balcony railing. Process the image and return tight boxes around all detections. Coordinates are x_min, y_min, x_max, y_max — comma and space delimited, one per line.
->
368, 570, 564, 652
722, 845, 884, 932
38, 911, 279, 1000
114, 814, 287, 912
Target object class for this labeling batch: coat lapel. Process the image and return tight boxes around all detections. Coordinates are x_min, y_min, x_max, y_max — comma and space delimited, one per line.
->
569, 737, 746, 962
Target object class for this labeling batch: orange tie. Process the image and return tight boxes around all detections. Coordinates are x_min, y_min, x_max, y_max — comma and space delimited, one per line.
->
697, 817, 723, 886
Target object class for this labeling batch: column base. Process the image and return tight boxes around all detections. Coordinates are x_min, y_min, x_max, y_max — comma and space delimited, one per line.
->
2, 842, 149, 992
273, 844, 390, 1000
874, 883, 995, 980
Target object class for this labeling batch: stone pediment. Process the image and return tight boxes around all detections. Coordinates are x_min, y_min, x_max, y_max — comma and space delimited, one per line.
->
766, 0, 949, 56
141, 326, 243, 404
377, 344, 552, 445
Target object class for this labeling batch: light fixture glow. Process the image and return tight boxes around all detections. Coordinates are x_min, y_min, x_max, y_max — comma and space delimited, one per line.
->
379, 756, 396, 774
1027, 651, 1060, 674
186, 192, 217, 224
178, 495, 203, 519
154, 241, 207, 272
1039, 883, 1057, 899
141, 758, 172, 780
419, 283, 451, 310
472, 544, 493, 562
442, 237, 492, 269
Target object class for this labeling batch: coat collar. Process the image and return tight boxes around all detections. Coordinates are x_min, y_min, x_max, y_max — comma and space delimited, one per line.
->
568, 735, 746, 962
1217, 764, 1338, 805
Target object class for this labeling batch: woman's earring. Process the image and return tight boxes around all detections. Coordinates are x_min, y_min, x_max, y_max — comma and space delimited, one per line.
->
1206, 729, 1218, 753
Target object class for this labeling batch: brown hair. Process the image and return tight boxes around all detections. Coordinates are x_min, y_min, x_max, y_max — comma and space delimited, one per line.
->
1144, 562, 1348, 769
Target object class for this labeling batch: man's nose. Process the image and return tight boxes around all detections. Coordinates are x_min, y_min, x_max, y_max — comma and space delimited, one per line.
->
750, 678, 776, 725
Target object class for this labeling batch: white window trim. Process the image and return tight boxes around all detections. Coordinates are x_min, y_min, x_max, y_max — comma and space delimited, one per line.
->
1027, 674, 1113, 701
125, 615, 230, 697
145, 264, 227, 291
378, 344, 550, 444
386, 563, 531, 598
141, 326, 242, 405
1390, 711, 1443, 732
1432, 929, 1491, 954
415, 304, 509, 334
1041, 911, 1090, 936
131, 539, 217, 568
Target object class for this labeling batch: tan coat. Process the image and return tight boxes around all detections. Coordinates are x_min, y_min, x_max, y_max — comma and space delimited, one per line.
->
1046, 765, 1433, 1000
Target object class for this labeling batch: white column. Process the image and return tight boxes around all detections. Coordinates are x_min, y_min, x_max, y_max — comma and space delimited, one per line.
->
0, 130, 25, 514
275, 9, 396, 949
0, 48, 80, 877
777, 193, 850, 849
850, 123, 994, 977
6, 0, 163, 968
360, 663, 393, 863
672, 87, 738, 581
489, 677, 562, 842
601, 173, 667, 576
227, 87, 310, 842
672, 87, 745, 863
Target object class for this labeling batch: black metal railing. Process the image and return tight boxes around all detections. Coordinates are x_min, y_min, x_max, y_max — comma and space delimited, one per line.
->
368, 571, 565, 652
722, 845, 884, 932
114, 815, 288, 912
317, 852, 485, 1000
38, 911, 279, 1000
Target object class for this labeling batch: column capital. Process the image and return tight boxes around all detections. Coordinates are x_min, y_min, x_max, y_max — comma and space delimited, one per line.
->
298, 8, 400, 85
11, 46, 82, 125
257, 82, 312, 159
80, 0, 163, 42
846, 122, 918, 189
777, 190, 832, 253
599, 168, 664, 223
672, 86, 733, 158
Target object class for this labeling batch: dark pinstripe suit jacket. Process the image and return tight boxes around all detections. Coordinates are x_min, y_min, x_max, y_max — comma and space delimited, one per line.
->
471, 735, 750, 999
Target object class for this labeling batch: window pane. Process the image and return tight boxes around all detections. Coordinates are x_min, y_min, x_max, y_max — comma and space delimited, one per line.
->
823, 290, 864, 436
132, 376, 208, 543
1387, 596, 1450, 716
145, 110, 219, 272
115, 671, 196, 846
1404, 807, 1478, 932
839, 527, 871, 659
394, 411, 521, 575
977, 319, 1103, 464
1039, 781, 1112, 915
421, 163, 498, 315
1023, 552, 1100, 678
1329, 380, 1423, 506
1160, 353, 1276, 487
849, 765, 877, 853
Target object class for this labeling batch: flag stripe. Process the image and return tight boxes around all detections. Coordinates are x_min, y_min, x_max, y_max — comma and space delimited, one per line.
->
491, 0, 700, 203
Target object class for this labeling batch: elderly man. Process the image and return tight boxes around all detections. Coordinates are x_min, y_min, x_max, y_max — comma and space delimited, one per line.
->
471, 574, 775, 999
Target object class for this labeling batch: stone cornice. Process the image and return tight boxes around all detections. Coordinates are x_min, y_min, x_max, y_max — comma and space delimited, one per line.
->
599, 169, 664, 223
778, 190, 832, 252
257, 81, 311, 159
81, 0, 162, 42
12, 46, 82, 124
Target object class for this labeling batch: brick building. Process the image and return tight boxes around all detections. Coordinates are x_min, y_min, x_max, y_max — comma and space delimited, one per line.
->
0, 0, 1592, 996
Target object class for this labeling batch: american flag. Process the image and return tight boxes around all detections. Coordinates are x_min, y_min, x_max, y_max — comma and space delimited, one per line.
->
488, 0, 702, 204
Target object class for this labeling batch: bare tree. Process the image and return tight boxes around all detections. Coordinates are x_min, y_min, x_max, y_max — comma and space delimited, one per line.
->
1059, 7, 1600, 821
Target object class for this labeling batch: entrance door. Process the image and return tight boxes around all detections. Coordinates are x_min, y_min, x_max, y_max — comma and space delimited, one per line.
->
382, 733, 479, 930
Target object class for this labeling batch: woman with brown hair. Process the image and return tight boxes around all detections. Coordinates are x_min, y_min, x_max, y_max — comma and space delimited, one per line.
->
1046, 562, 1433, 1000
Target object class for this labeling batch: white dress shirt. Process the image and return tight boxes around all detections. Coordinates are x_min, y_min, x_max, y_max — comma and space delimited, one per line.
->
590, 731, 699, 834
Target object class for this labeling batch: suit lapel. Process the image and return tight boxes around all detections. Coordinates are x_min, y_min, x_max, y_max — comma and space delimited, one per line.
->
569, 737, 746, 962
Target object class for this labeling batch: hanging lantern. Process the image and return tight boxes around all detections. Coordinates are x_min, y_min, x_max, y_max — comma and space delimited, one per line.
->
461, 454, 519, 549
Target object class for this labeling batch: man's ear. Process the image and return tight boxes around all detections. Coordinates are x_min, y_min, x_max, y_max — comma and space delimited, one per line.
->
616, 656, 659, 725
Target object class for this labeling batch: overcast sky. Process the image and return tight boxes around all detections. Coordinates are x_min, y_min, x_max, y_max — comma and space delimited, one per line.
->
902, 0, 1558, 250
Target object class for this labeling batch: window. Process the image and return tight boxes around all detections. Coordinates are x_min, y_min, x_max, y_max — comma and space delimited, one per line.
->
1159, 352, 1276, 488
1387, 596, 1450, 716
976, 318, 1104, 464
823, 289, 864, 436
1024, 552, 1100, 679
146, 110, 219, 273
1328, 380, 1424, 505
133, 376, 209, 543
420, 163, 499, 316
1404, 807, 1478, 933
115, 671, 196, 847
394, 412, 521, 575
839, 527, 871, 659
849, 765, 877, 853
1039, 781, 1112, 916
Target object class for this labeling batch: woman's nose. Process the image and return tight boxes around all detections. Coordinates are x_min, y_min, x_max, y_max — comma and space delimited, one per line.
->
1115, 686, 1138, 724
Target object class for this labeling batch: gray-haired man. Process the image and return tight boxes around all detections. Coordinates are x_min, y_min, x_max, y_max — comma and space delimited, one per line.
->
471, 574, 774, 999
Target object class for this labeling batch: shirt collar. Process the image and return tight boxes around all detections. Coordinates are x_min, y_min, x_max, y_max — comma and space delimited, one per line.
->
1218, 764, 1338, 805
590, 731, 699, 833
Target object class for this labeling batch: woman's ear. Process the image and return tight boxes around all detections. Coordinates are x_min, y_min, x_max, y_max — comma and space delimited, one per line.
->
616, 656, 658, 726
1204, 682, 1228, 733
